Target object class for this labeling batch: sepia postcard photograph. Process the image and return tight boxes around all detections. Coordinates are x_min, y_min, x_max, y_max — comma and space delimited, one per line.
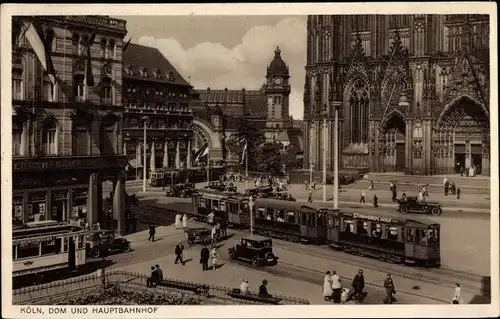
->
1, 2, 498, 319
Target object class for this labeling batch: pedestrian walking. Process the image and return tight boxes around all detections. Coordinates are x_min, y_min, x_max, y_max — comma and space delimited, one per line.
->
148, 224, 156, 242
331, 271, 342, 304
174, 241, 185, 265
392, 189, 397, 202
182, 213, 188, 228
210, 247, 218, 270
308, 189, 313, 203
200, 245, 210, 271
383, 274, 396, 304
175, 214, 181, 229
373, 194, 379, 208
457, 188, 461, 199
444, 180, 450, 196
155, 264, 163, 280
322, 271, 333, 301
452, 283, 462, 304
312, 180, 316, 190
305, 180, 309, 190
360, 190, 366, 203
348, 269, 365, 302
369, 180, 375, 191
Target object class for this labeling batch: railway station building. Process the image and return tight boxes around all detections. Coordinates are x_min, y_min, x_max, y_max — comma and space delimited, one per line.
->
304, 15, 490, 176
11, 16, 129, 233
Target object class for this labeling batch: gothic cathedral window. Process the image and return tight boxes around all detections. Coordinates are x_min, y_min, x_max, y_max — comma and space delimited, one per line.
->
348, 80, 369, 144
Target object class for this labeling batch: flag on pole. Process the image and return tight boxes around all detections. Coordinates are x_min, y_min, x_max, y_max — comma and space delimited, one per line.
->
123, 37, 132, 52
240, 140, 247, 165
23, 20, 55, 85
86, 27, 97, 87
194, 143, 209, 163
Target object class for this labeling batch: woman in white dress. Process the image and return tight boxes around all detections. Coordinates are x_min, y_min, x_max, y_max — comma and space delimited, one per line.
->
452, 283, 462, 304
182, 214, 188, 228
174, 214, 181, 229
210, 247, 218, 271
322, 271, 333, 301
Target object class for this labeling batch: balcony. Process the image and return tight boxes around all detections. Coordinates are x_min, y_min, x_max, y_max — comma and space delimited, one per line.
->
12, 155, 128, 172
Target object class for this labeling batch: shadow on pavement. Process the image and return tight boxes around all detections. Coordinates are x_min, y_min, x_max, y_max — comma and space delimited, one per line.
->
469, 276, 491, 304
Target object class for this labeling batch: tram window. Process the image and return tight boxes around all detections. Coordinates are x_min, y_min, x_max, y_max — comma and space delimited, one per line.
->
276, 210, 285, 222
387, 226, 399, 241
78, 235, 85, 249
328, 217, 334, 228
220, 202, 226, 212
343, 219, 354, 233
193, 196, 200, 206
301, 213, 307, 225
41, 239, 59, 255
357, 221, 368, 235
257, 208, 266, 219
227, 202, 235, 214
286, 211, 296, 223
405, 229, 414, 243
212, 200, 219, 210
309, 213, 316, 226
427, 229, 436, 245
200, 198, 206, 208
372, 223, 382, 238
17, 242, 40, 258
417, 229, 428, 246
63, 237, 68, 252
335, 218, 340, 230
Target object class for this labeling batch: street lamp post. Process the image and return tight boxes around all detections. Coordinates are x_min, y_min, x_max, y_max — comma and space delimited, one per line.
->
333, 102, 340, 209
322, 116, 327, 202
141, 116, 150, 193
248, 195, 254, 236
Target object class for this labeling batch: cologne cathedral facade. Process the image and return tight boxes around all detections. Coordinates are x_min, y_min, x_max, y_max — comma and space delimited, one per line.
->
303, 15, 490, 175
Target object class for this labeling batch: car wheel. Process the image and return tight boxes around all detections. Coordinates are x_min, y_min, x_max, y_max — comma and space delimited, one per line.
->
400, 205, 408, 213
187, 236, 195, 245
251, 257, 260, 267
431, 207, 442, 216
228, 249, 237, 260
202, 236, 211, 246
125, 243, 131, 252
92, 249, 100, 258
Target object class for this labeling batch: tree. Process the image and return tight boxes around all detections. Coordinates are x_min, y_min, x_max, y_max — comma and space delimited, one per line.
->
226, 117, 265, 171
256, 142, 284, 176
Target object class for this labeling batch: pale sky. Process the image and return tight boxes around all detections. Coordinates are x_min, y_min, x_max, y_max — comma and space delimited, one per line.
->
115, 15, 307, 119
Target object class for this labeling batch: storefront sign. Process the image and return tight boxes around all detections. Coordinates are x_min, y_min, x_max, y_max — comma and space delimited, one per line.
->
13, 156, 128, 171
30, 195, 46, 202
73, 190, 88, 198
353, 213, 392, 224
53, 191, 67, 200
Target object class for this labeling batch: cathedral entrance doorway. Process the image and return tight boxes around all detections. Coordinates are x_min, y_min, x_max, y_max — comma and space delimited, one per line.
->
380, 112, 406, 172
435, 96, 489, 175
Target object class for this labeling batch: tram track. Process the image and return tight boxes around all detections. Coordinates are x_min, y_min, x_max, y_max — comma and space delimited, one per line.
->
137, 203, 490, 299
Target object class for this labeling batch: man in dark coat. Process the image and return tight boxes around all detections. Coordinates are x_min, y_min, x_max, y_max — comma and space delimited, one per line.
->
200, 245, 210, 271
147, 266, 159, 287
348, 269, 365, 301
148, 224, 156, 242
259, 279, 271, 298
383, 273, 396, 304
174, 241, 185, 265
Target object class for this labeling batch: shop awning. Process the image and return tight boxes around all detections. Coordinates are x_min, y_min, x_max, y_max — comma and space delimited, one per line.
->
128, 159, 143, 169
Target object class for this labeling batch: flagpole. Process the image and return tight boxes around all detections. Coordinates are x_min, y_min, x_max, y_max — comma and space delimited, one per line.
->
207, 147, 210, 186
245, 139, 248, 192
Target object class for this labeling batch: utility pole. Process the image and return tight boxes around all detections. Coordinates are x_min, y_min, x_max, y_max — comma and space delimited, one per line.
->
322, 116, 327, 202
333, 103, 340, 209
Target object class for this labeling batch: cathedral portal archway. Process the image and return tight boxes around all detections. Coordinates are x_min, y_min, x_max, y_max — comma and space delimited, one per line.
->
434, 95, 489, 175
379, 111, 406, 172
192, 119, 223, 163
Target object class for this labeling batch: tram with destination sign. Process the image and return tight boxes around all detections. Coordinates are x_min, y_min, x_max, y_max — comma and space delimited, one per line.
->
190, 192, 441, 267
12, 220, 87, 286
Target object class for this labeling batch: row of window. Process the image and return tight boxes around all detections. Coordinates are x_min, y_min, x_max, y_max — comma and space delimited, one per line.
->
197, 197, 249, 214
124, 117, 191, 129
73, 34, 116, 60
12, 75, 115, 104
125, 87, 189, 99
124, 67, 177, 82
13, 235, 85, 260
12, 118, 116, 157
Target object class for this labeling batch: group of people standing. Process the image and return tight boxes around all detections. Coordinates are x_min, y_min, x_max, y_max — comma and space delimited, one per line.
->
175, 213, 189, 229
322, 269, 397, 304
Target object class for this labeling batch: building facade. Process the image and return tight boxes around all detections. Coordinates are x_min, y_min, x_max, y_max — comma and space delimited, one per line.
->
12, 16, 129, 232
122, 43, 193, 178
304, 15, 490, 175
192, 47, 304, 163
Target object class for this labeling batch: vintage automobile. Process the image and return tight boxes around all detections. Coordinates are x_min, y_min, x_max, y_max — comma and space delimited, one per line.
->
186, 227, 213, 246
269, 192, 296, 201
228, 235, 278, 267
86, 229, 131, 258
166, 184, 196, 198
397, 196, 443, 216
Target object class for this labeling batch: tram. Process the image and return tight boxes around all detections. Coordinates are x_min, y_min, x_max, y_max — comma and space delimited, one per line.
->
190, 190, 441, 267
12, 220, 87, 284
191, 188, 250, 226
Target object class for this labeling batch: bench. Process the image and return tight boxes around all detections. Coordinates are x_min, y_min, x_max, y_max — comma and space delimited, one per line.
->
156, 280, 208, 295
227, 290, 282, 304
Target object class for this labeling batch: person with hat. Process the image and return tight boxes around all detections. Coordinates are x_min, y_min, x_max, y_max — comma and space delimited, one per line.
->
174, 241, 185, 265
383, 273, 396, 304
348, 269, 365, 302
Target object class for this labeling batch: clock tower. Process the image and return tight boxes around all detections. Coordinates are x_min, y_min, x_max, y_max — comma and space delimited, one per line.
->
264, 47, 291, 136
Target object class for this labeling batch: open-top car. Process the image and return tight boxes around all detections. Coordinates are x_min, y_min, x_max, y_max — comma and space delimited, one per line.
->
185, 227, 212, 246
228, 235, 278, 267
166, 184, 196, 198
397, 196, 443, 216
86, 229, 131, 258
